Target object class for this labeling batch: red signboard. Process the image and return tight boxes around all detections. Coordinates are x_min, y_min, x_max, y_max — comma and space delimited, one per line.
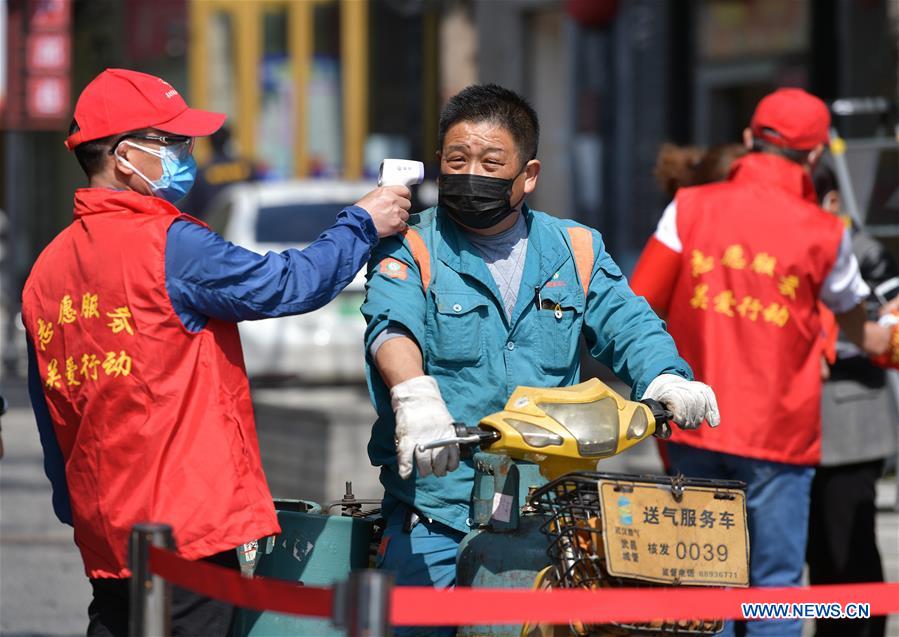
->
27, 32, 70, 72
28, 0, 69, 31
26, 74, 69, 119
4, 0, 72, 129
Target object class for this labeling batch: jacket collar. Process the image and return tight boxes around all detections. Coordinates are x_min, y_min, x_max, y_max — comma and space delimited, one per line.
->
73, 188, 183, 219
432, 204, 566, 282
728, 152, 819, 203
431, 204, 571, 326
522, 208, 568, 286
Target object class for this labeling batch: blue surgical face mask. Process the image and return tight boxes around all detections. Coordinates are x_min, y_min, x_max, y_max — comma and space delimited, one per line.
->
116, 140, 197, 203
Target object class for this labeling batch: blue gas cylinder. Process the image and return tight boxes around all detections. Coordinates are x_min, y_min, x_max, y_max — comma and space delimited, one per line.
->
230, 499, 374, 637
455, 513, 552, 637
453, 454, 551, 637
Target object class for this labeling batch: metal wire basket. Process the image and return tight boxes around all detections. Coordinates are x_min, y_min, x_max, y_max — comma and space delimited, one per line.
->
530, 471, 743, 636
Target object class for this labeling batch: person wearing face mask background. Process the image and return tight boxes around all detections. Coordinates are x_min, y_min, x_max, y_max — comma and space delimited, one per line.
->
629, 89, 896, 637
361, 84, 721, 627
21, 68, 411, 637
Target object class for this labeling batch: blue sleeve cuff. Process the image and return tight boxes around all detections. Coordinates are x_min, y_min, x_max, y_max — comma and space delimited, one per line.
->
632, 363, 693, 400
369, 325, 415, 358
342, 205, 379, 247
361, 237, 428, 360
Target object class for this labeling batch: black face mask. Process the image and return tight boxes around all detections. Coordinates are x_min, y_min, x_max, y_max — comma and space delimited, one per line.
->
438, 173, 521, 229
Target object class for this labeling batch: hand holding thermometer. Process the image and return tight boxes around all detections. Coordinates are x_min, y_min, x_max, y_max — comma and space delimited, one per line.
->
355, 160, 420, 237
378, 159, 424, 187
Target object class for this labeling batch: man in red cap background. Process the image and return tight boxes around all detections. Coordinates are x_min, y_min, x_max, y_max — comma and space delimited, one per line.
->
21, 68, 411, 636
630, 88, 895, 636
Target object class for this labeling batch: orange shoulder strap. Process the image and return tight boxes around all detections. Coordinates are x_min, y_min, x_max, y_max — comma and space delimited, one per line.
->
403, 228, 432, 292
566, 226, 594, 297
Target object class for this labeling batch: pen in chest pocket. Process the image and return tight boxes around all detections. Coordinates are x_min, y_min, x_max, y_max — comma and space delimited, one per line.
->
535, 286, 564, 319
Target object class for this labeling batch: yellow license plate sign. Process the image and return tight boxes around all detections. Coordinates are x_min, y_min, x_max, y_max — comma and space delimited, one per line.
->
598, 479, 749, 587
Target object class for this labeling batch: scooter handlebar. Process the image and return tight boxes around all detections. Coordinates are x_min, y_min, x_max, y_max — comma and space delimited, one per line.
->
416, 423, 500, 453
418, 401, 675, 453
641, 398, 675, 440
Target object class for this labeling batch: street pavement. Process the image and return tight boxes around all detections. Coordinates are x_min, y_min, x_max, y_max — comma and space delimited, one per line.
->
1, 378, 897, 636
1, 379, 90, 637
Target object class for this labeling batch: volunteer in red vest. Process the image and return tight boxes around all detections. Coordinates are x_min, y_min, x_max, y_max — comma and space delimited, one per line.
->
631, 88, 895, 637
22, 68, 411, 637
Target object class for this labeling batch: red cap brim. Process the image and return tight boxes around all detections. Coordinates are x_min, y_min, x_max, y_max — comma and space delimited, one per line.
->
64, 131, 83, 151
154, 107, 226, 137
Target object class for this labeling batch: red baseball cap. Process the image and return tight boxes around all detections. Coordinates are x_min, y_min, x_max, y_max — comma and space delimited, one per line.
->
65, 68, 225, 150
750, 88, 830, 151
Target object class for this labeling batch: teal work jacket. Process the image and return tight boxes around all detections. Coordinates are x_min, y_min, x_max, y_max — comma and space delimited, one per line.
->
361, 205, 692, 533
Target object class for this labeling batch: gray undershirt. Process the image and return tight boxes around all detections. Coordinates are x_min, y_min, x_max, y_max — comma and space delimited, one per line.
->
370, 213, 529, 357
464, 212, 529, 319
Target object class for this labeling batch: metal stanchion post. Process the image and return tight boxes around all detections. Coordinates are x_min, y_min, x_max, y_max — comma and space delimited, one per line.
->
129, 523, 174, 637
332, 569, 394, 637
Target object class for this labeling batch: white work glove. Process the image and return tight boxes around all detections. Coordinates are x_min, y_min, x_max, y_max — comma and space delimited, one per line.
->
390, 375, 460, 479
642, 374, 721, 430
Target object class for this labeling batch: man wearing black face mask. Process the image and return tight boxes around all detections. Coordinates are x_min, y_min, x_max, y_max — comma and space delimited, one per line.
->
361, 85, 719, 620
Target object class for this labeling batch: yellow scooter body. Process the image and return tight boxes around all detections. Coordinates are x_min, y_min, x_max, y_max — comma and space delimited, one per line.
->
476, 378, 660, 480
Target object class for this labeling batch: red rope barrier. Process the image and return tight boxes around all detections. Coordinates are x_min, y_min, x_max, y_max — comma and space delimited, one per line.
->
147, 546, 332, 618
390, 583, 899, 626
147, 546, 899, 626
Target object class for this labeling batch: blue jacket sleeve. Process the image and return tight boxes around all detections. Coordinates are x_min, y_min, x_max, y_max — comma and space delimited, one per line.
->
27, 339, 73, 525
581, 231, 693, 399
361, 235, 427, 355
165, 206, 379, 331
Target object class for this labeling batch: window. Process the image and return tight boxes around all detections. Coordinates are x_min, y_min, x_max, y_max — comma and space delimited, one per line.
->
255, 203, 356, 243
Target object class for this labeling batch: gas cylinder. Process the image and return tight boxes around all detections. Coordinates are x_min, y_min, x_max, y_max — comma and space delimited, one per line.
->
455, 513, 551, 637
230, 498, 375, 637
454, 453, 550, 637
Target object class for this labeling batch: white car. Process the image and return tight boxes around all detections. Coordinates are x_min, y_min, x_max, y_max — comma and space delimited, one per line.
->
204, 180, 377, 383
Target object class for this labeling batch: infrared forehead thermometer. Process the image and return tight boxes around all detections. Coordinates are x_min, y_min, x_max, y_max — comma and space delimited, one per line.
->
378, 159, 424, 187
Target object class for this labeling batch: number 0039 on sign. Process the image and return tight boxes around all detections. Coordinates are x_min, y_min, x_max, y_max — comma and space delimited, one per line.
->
598, 479, 749, 586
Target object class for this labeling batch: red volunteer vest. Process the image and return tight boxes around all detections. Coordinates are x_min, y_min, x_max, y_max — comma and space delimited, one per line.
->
665, 154, 845, 465
22, 188, 279, 578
